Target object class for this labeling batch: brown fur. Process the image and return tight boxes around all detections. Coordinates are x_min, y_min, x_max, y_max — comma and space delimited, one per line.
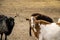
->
26, 13, 53, 39
56, 23, 60, 26
33, 20, 50, 38
26, 18, 51, 38
35, 20, 50, 25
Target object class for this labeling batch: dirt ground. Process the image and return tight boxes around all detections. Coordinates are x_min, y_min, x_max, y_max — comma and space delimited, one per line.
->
0, 0, 60, 40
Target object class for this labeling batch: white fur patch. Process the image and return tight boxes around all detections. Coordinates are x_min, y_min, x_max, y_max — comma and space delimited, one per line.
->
34, 28, 37, 32
30, 16, 37, 32
31, 16, 34, 27
39, 23, 60, 40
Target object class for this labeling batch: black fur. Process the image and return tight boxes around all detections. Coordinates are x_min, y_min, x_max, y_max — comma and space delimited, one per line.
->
5, 17, 15, 40
32, 13, 53, 23
31, 13, 40, 16
0, 15, 7, 21
0, 15, 15, 40
5, 17, 15, 35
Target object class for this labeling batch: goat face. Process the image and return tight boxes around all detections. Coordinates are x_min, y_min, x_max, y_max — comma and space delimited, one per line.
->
8, 17, 14, 26
6, 17, 15, 27
5, 17, 15, 35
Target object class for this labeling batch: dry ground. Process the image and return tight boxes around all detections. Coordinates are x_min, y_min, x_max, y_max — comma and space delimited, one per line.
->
0, 0, 60, 40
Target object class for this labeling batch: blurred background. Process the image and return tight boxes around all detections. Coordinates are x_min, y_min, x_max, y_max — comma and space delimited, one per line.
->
0, 0, 60, 40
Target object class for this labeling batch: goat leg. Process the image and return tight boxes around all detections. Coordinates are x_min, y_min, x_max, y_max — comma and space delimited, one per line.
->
5, 35, 7, 40
1, 33, 3, 40
29, 27, 32, 36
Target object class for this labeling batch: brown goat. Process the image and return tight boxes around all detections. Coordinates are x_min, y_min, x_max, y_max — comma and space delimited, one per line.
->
26, 13, 53, 39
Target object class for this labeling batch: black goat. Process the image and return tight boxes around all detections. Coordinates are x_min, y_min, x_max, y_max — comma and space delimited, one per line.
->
0, 15, 15, 40
5, 17, 15, 40
26, 13, 54, 38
